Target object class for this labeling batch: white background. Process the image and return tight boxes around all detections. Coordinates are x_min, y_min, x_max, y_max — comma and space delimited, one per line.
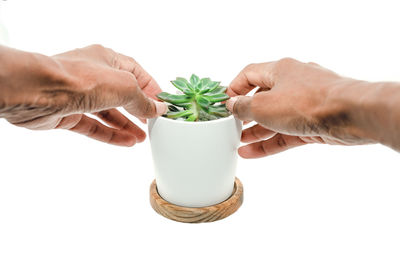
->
1, 0, 399, 264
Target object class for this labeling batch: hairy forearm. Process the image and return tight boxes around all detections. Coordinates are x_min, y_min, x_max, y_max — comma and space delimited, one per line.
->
329, 79, 400, 150
360, 81, 400, 150
0, 46, 72, 123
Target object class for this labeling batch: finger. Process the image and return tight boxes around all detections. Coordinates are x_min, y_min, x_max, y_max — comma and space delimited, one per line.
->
226, 96, 254, 121
238, 133, 306, 158
84, 68, 166, 119
94, 109, 146, 143
307, 61, 320, 67
240, 87, 269, 123
241, 124, 276, 143
54, 45, 162, 100
68, 45, 162, 99
227, 62, 276, 97
124, 93, 167, 119
240, 86, 267, 125
55, 45, 166, 119
57, 114, 137, 147
114, 53, 162, 99
112, 54, 167, 118
300, 136, 326, 144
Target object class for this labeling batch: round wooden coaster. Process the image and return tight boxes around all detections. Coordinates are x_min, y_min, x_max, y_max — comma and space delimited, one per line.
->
149, 177, 243, 223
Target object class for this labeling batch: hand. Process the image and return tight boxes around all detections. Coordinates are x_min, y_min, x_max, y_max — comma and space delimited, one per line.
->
0, 45, 167, 146
226, 58, 382, 158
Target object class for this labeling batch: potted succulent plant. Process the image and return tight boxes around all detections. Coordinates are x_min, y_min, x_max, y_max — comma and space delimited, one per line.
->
148, 74, 242, 220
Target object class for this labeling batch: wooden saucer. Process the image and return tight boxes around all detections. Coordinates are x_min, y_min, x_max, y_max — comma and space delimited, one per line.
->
149, 177, 243, 223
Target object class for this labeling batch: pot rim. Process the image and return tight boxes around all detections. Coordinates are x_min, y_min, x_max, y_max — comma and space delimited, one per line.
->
152, 114, 236, 125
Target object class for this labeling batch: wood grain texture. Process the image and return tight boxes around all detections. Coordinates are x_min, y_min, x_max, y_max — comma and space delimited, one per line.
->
150, 177, 243, 223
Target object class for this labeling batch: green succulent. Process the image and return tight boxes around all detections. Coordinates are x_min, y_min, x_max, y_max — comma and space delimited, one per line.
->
157, 74, 230, 121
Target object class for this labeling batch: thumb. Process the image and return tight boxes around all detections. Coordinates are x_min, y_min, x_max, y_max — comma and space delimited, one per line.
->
124, 91, 167, 119
226, 96, 254, 121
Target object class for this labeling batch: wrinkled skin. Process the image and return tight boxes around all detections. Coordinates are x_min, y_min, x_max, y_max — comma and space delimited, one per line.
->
0, 44, 167, 146
227, 58, 400, 158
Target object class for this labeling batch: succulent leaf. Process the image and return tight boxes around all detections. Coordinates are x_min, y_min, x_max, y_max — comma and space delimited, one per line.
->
208, 104, 230, 117
200, 81, 220, 94
198, 109, 220, 121
207, 81, 220, 91
167, 109, 193, 119
176, 77, 195, 91
168, 105, 180, 112
171, 79, 194, 95
190, 74, 200, 87
205, 85, 226, 95
204, 93, 230, 103
209, 104, 227, 111
186, 114, 197, 121
158, 75, 231, 121
196, 95, 211, 110
157, 92, 193, 104
199, 78, 211, 89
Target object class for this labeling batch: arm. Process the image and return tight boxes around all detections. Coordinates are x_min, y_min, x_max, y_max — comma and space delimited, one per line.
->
0, 45, 166, 146
327, 79, 400, 150
226, 58, 400, 158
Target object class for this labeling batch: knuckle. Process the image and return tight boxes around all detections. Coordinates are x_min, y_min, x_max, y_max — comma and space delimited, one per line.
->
116, 53, 137, 72
275, 57, 298, 71
125, 55, 137, 65
308, 61, 319, 66
121, 120, 131, 130
244, 63, 256, 70
87, 123, 99, 137
129, 57, 138, 72
276, 134, 288, 148
141, 100, 156, 118
250, 126, 261, 140
123, 70, 138, 85
88, 44, 106, 51
87, 44, 117, 66
277, 57, 297, 66
126, 137, 136, 147
111, 53, 120, 69
260, 141, 268, 155
242, 63, 258, 74
273, 57, 299, 78
107, 130, 117, 144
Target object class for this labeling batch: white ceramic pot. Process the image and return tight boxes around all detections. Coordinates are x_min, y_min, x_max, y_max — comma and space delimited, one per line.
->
148, 115, 242, 207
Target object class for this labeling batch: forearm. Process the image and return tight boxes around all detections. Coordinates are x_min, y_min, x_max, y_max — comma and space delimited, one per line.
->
0, 45, 71, 122
328, 79, 400, 150
359, 81, 400, 150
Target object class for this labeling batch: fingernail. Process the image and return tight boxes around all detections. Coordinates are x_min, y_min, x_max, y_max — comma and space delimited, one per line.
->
226, 97, 238, 112
154, 100, 167, 116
